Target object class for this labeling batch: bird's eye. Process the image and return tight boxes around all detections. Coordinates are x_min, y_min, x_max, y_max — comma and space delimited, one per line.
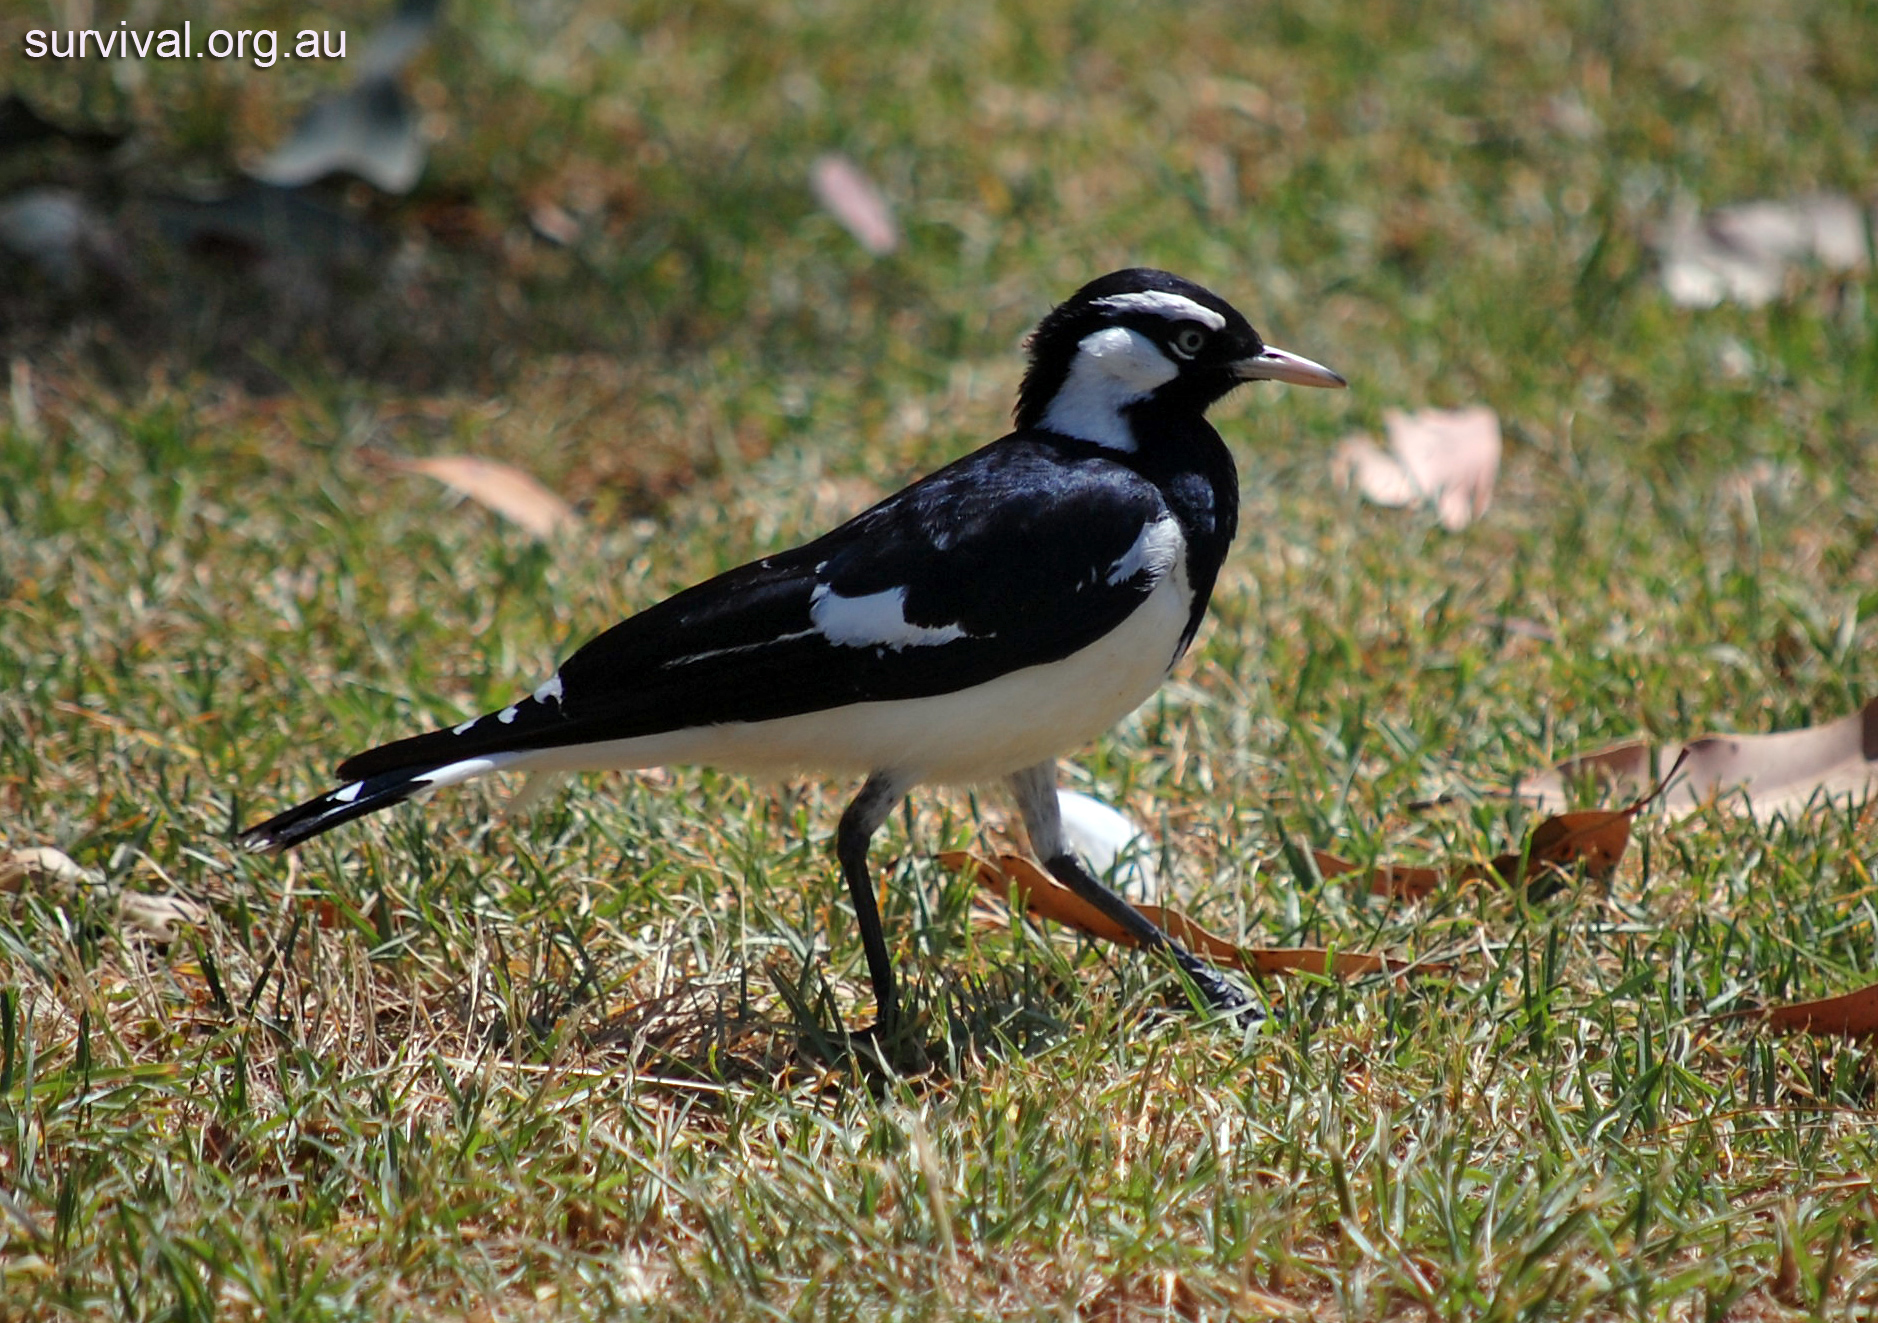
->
1170, 326, 1208, 359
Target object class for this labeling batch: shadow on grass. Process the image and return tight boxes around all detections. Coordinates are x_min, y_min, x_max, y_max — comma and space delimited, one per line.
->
487, 953, 1093, 1093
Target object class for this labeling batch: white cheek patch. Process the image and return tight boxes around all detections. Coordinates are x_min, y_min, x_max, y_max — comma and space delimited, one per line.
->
810, 583, 972, 650
1075, 326, 1180, 392
1040, 326, 1178, 451
1091, 291, 1227, 330
1106, 515, 1184, 585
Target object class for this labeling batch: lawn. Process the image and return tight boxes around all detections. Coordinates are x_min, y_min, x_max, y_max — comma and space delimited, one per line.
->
3, 0, 1877, 1317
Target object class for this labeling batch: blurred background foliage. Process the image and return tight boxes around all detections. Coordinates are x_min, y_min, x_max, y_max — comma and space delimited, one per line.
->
7, 0, 1870, 391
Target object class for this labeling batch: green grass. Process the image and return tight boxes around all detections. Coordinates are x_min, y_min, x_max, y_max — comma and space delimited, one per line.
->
4, 0, 1878, 1316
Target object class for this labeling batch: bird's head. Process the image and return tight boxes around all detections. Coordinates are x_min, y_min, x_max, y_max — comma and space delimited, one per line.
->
1014, 268, 1345, 451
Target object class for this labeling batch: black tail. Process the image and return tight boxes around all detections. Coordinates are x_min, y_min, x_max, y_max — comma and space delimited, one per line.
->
237, 767, 436, 852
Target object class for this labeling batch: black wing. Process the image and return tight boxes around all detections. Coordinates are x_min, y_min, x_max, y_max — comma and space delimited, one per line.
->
337, 435, 1181, 779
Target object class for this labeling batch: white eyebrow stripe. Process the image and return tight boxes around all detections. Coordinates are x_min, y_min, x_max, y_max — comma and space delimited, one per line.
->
1091, 291, 1227, 330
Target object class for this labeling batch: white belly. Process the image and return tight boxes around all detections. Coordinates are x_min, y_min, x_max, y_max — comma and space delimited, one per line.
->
513, 569, 1195, 786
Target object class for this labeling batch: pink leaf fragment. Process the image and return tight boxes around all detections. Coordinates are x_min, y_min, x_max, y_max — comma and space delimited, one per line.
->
395, 455, 580, 540
810, 154, 898, 256
1333, 406, 1501, 530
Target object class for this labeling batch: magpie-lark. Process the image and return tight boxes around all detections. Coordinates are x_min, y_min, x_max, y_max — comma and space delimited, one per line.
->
240, 268, 1345, 1032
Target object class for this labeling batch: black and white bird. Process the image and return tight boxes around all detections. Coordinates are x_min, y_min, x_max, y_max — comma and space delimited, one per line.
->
240, 268, 1345, 1031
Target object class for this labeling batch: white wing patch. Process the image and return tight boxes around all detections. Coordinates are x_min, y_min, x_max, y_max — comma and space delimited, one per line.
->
1040, 326, 1177, 451
1092, 291, 1227, 331
1106, 515, 1184, 585
533, 674, 564, 704
810, 583, 972, 649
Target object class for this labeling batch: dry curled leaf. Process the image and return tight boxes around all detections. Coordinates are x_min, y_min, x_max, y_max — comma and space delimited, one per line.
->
116, 893, 208, 943
1519, 698, 1878, 822
1333, 405, 1500, 530
810, 154, 898, 256
939, 851, 1434, 978
0, 846, 95, 890
1759, 980, 1878, 1038
2, 848, 201, 943
381, 453, 580, 540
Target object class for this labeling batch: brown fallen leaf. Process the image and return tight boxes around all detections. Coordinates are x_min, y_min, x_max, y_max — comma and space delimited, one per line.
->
939, 851, 1435, 978
1519, 698, 1878, 822
1332, 405, 1501, 530
1311, 850, 1455, 901
378, 453, 580, 540
1315, 760, 1675, 900
1491, 807, 1635, 889
810, 153, 898, 256
1759, 980, 1878, 1038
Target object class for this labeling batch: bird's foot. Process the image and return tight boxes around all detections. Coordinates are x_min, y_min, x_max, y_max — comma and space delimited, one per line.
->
848, 1008, 935, 1075
1175, 953, 1264, 1028
789, 1003, 933, 1076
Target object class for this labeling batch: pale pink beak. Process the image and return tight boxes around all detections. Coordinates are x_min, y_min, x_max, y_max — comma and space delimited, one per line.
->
1234, 344, 1347, 389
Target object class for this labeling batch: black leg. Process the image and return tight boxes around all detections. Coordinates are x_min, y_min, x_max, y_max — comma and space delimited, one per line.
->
1042, 849, 1252, 1015
836, 771, 913, 1034
1007, 762, 1253, 1017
